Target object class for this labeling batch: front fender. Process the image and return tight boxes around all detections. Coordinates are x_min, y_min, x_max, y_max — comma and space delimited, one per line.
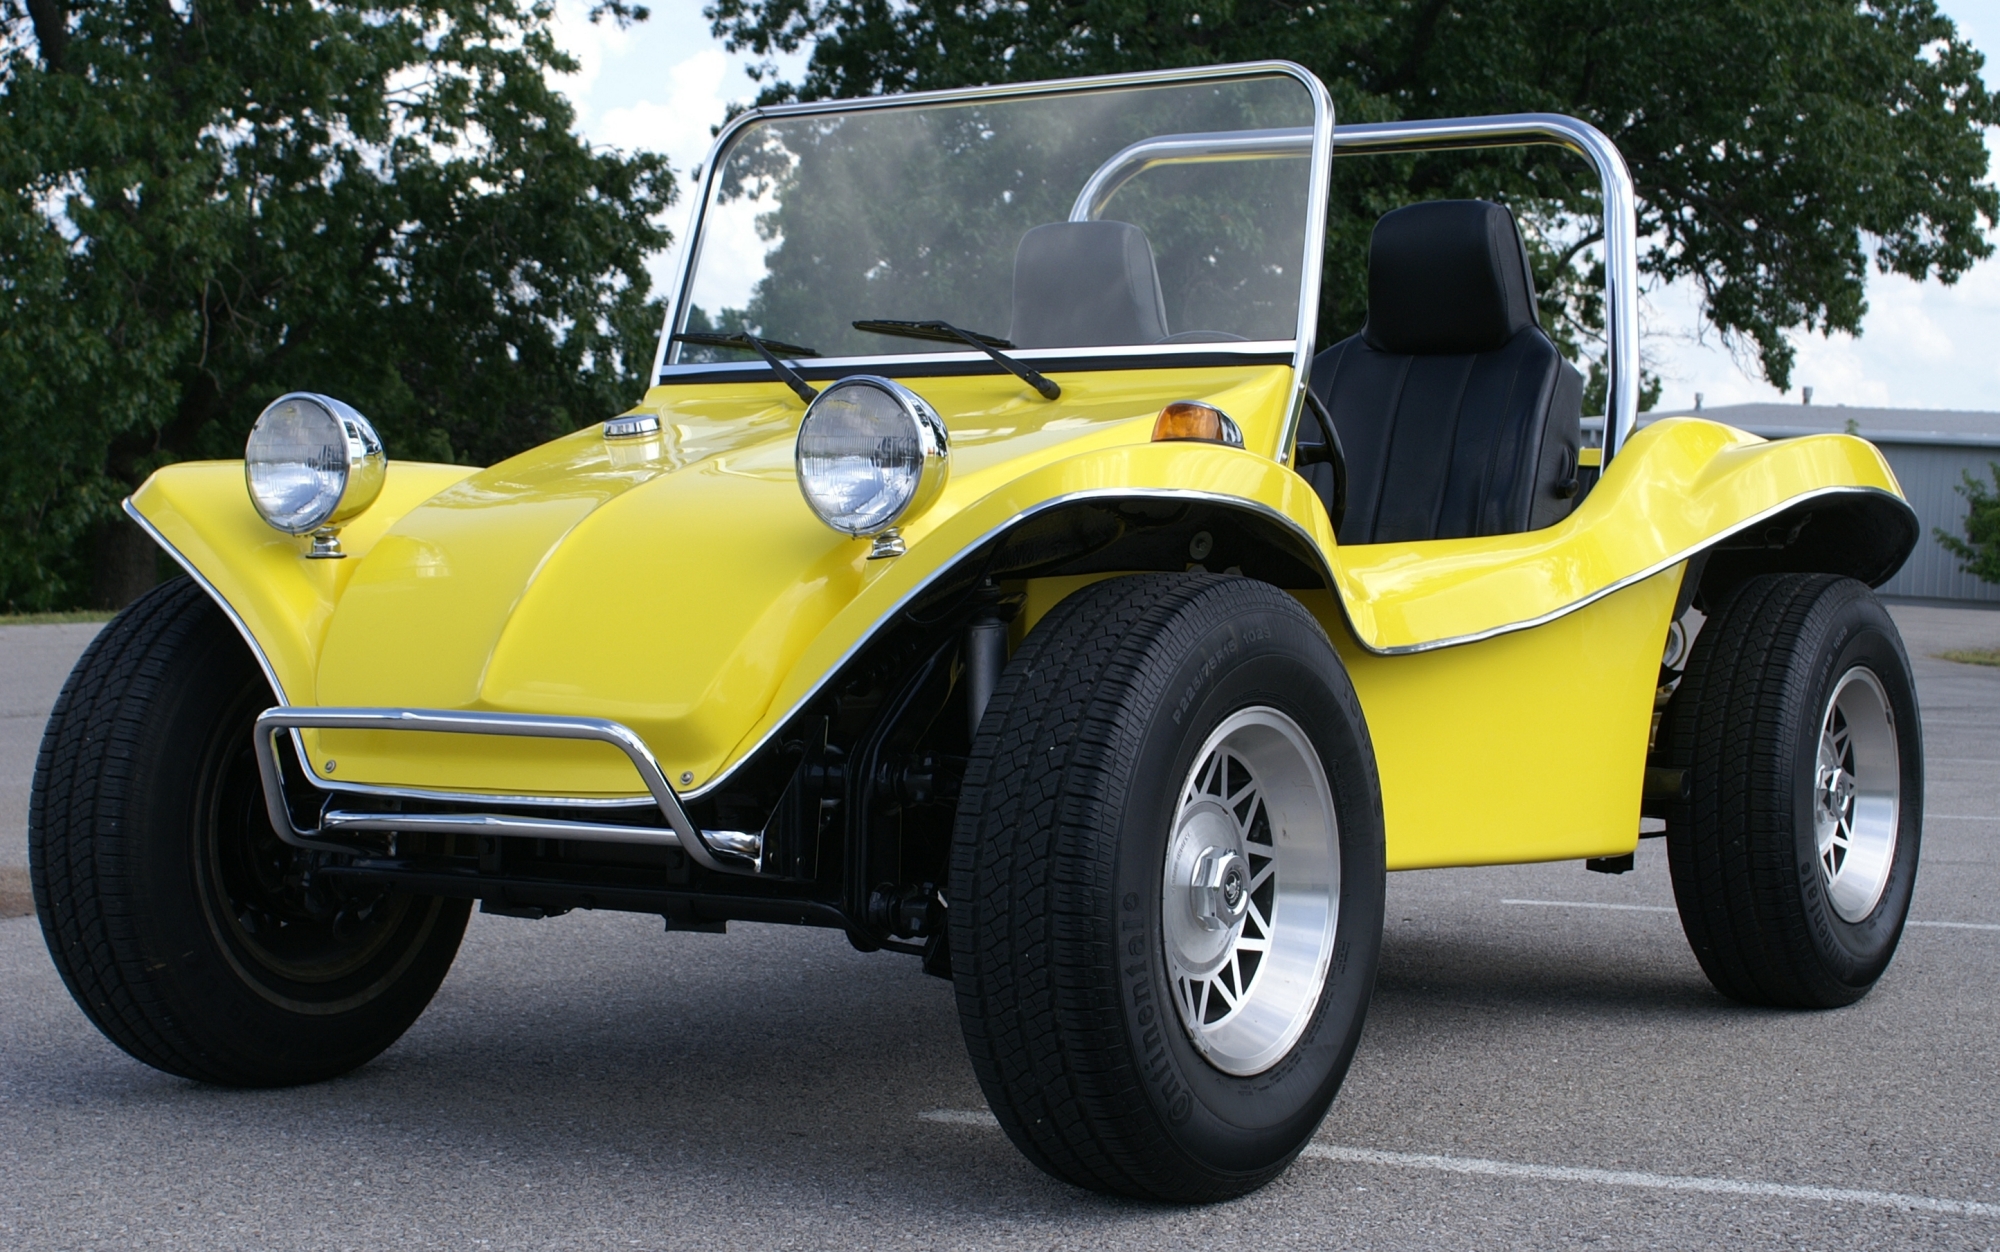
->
127, 460, 478, 703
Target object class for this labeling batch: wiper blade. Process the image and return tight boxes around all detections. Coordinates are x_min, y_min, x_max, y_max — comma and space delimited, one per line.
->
855, 319, 1060, 401
672, 329, 821, 403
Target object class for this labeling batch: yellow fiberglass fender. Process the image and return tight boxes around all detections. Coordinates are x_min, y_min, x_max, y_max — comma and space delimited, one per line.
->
1328, 416, 1916, 655
125, 459, 478, 704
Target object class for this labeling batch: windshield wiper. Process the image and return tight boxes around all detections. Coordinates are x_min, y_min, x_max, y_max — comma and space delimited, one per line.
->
673, 329, 821, 403
854, 319, 1060, 401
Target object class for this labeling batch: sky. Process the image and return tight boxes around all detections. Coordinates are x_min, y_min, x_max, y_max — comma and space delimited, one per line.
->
550, 0, 2000, 414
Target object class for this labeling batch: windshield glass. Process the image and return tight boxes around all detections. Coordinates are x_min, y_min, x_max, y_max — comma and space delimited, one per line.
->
669, 72, 1320, 367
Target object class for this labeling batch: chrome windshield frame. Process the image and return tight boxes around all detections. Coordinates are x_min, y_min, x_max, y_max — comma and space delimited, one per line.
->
650, 61, 1336, 457
1328, 114, 1641, 463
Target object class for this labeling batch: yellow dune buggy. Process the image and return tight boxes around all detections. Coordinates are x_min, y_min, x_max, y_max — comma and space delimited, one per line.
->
32, 61, 1922, 1203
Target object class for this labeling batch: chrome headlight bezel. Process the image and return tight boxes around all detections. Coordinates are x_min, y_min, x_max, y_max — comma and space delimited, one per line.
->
243, 392, 387, 537
794, 376, 950, 537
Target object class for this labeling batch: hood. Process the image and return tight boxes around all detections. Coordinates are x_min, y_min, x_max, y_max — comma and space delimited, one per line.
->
310, 364, 1297, 795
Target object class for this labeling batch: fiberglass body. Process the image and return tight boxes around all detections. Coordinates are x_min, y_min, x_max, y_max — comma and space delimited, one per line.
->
126, 61, 1916, 875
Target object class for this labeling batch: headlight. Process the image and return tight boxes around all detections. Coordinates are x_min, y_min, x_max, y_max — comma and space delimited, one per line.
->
244, 393, 386, 548
796, 376, 949, 540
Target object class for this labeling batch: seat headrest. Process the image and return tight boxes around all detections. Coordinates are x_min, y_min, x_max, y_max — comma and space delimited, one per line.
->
1364, 200, 1538, 355
1010, 221, 1170, 350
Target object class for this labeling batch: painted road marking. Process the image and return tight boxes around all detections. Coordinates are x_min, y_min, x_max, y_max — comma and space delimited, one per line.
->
1502, 898, 1997, 930
919, 1111, 2000, 1217
1502, 899, 1673, 913
1298, 1145, 2000, 1219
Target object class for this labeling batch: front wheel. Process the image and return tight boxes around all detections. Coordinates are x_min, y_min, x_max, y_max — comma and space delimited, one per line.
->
950, 574, 1385, 1202
30, 578, 470, 1086
1661, 573, 1922, 1008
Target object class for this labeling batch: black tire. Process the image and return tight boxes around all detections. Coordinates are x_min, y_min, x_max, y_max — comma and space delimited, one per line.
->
30, 577, 470, 1085
950, 573, 1385, 1202
1661, 573, 1922, 1008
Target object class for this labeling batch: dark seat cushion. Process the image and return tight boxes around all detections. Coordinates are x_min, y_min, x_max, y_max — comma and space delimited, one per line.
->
1305, 200, 1584, 546
1010, 221, 1170, 349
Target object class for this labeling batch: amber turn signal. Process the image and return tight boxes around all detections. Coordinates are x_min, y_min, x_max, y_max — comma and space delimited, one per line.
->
1152, 401, 1244, 448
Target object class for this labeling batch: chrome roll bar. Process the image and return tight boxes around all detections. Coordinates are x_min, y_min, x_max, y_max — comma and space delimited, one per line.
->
251, 707, 763, 873
1328, 114, 1641, 463
1070, 113, 1641, 463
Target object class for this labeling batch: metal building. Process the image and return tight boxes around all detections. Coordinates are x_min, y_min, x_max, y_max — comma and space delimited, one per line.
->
1642, 403, 2000, 605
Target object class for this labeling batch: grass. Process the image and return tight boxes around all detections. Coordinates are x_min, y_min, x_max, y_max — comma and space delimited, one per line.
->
1937, 647, 2000, 668
0, 609, 115, 627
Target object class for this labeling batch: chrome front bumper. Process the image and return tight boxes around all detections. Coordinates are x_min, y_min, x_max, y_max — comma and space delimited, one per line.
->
252, 707, 764, 873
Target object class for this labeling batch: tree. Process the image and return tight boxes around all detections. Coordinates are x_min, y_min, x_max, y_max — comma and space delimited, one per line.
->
706, 0, 1998, 405
0, 0, 673, 611
1939, 465, 2000, 586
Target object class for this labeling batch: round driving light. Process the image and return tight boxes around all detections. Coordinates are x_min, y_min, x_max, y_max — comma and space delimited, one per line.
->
795, 376, 948, 537
244, 393, 387, 547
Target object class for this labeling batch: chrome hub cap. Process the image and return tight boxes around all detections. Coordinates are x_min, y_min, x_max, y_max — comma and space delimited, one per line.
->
1813, 667, 1900, 923
1162, 707, 1339, 1077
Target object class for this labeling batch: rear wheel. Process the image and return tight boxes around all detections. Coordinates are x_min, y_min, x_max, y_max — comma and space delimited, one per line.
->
951, 574, 1385, 1202
1661, 573, 1922, 1008
30, 578, 469, 1085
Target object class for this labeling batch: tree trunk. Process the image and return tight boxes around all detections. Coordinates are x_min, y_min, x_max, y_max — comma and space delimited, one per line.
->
91, 517, 165, 610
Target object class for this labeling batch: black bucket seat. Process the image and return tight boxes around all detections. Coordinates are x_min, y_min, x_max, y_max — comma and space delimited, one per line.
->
1303, 200, 1584, 546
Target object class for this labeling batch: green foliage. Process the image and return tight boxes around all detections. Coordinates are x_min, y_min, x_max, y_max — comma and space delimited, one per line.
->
0, 0, 674, 610
1938, 464, 2000, 586
706, 0, 1998, 391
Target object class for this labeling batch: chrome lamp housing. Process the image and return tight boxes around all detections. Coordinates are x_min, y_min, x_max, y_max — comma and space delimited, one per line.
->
795, 376, 949, 557
244, 392, 387, 558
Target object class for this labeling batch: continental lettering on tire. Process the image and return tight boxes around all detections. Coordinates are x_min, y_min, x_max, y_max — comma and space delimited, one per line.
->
1123, 889, 1193, 1124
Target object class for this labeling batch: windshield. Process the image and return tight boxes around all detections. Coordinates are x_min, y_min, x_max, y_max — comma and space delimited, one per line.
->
666, 70, 1322, 370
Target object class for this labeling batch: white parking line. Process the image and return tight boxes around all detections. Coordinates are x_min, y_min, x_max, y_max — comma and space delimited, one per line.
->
1501, 899, 1673, 913
1299, 1144, 2000, 1218
1502, 899, 1998, 931
918, 1111, 2000, 1218
920, 1109, 999, 1127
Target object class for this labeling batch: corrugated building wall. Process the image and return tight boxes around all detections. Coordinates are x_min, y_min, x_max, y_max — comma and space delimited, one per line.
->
1869, 436, 2000, 603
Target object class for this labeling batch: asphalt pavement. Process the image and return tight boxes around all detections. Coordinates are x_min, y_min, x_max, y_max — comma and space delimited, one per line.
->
1, 603, 1995, 1250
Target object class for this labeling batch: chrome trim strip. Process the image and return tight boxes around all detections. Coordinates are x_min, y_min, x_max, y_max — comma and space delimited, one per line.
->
1329, 114, 1639, 463
251, 706, 760, 873
687, 482, 1342, 800
1070, 127, 1314, 222
1361, 485, 1916, 657
124, 498, 292, 705
661, 339, 1296, 382
685, 482, 1913, 795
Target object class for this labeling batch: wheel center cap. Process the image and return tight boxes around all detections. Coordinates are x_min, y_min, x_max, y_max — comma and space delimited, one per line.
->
1191, 847, 1252, 931
1818, 766, 1855, 820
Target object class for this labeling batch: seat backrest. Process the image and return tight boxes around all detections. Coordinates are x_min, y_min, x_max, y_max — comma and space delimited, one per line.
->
1010, 221, 1170, 349
1305, 200, 1583, 546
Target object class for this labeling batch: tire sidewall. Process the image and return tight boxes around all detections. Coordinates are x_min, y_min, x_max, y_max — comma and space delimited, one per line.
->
1105, 585, 1385, 1175
1786, 587, 1922, 987
55, 583, 468, 1083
